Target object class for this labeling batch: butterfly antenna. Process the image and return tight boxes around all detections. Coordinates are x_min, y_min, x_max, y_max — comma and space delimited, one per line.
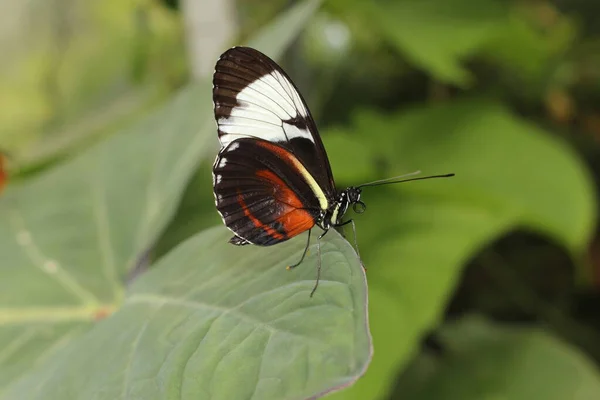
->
358, 171, 454, 188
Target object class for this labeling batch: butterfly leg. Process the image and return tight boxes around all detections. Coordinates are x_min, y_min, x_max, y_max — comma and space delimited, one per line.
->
336, 223, 347, 239
229, 235, 251, 246
287, 229, 311, 270
310, 229, 329, 297
347, 219, 361, 261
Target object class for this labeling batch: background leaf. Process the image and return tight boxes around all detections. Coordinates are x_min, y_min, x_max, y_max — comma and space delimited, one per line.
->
397, 317, 600, 400
0, 0, 185, 161
2, 227, 371, 400
366, 0, 509, 85
0, 83, 212, 391
324, 100, 596, 399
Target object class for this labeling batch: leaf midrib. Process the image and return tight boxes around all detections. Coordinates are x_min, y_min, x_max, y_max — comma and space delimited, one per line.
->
0, 305, 117, 325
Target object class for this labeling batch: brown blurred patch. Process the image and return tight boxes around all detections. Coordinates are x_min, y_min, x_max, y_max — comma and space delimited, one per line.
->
534, 1, 559, 29
588, 236, 600, 288
0, 152, 7, 194
428, 81, 451, 103
93, 306, 113, 321
582, 113, 600, 143
545, 89, 576, 125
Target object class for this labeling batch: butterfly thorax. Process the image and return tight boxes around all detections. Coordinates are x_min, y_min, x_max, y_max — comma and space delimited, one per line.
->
319, 187, 363, 230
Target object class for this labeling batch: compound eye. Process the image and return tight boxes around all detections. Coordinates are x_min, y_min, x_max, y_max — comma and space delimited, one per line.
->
353, 201, 366, 214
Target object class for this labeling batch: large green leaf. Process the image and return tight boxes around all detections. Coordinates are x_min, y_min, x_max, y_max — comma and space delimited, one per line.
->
370, 0, 573, 88
2, 227, 370, 400
397, 317, 600, 399
323, 100, 596, 399
0, 0, 326, 396
0, 83, 212, 391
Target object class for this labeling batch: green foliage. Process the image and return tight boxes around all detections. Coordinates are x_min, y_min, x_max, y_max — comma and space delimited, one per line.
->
0, 1, 372, 399
2, 227, 370, 400
326, 0, 576, 92
0, 82, 212, 392
367, 0, 510, 85
324, 100, 597, 399
3, 0, 600, 399
0, 0, 185, 165
397, 317, 600, 400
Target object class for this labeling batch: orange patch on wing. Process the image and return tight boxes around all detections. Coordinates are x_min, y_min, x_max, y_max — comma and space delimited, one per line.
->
277, 209, 315, 238
256, 169, 315, 239
237, 192, 285, 240
256, 169, 303, 208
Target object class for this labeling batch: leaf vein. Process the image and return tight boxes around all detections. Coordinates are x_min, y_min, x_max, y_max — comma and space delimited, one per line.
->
6, 208, 99, 305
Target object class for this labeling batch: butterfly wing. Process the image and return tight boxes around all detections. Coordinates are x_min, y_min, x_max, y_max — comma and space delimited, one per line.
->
213, 46, 336, 196
212, 47, 338, 245
213, 138, 325, 245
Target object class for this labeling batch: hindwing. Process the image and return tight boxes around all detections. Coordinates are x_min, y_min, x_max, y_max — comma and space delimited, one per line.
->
213, 138, 326, 245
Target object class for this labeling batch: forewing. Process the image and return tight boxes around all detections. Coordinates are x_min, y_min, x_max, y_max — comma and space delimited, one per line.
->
213, 46, 336, 197
213, 138, 324, 246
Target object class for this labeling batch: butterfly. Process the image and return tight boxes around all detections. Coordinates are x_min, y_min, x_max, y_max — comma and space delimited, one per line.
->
212, 47, 453, 296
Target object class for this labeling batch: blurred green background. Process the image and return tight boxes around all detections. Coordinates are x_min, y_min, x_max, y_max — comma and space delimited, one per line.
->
2, 0, 600, 399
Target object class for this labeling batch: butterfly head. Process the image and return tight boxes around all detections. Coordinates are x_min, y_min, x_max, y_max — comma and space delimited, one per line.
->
345, 187, 366, 214
325, 187, 365, 228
